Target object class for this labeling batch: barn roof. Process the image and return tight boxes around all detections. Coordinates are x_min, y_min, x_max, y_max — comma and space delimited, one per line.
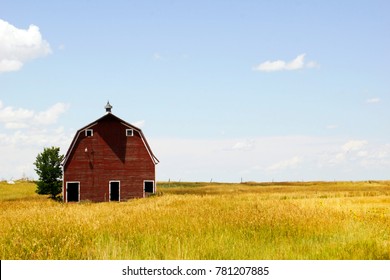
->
62, 112, 159, 167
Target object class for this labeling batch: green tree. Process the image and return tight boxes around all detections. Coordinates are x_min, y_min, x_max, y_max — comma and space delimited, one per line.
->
34, 147, 64, 199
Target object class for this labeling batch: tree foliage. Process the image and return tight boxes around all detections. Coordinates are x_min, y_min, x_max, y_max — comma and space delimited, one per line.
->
34, 147, 64, 199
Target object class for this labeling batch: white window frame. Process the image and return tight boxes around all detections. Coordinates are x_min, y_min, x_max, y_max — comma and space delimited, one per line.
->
109, 180, 121, 202
85, 129, 93, 137
126, 129, 134, 137
66, 181, 80, 202
143, 180, 155, 197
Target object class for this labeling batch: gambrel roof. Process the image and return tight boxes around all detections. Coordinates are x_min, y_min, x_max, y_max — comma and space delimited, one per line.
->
62, 112, 159, 167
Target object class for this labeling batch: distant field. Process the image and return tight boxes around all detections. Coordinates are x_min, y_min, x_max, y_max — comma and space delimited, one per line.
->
1, 180, 389, 259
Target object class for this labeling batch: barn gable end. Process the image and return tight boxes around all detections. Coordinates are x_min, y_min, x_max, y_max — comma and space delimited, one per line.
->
63, 103, 158, 202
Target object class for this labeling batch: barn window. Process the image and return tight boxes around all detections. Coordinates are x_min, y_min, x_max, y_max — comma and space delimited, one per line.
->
85, 129, 93, 137
126, 129, 134, 137
144, 180, 155, 193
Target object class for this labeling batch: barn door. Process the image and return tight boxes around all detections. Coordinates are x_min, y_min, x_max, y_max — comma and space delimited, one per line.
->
143, 180, 155, 197
67, 182, 79, 202
109, 181, 120, 201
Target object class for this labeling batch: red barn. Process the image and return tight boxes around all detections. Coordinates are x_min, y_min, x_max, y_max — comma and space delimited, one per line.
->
62, 102, 159, 202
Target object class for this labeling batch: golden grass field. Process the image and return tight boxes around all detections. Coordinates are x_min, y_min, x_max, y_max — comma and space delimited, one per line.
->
0, 180, 389, 260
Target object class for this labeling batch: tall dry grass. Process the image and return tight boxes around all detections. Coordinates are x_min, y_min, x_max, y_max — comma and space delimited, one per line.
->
1, 180, 389, 259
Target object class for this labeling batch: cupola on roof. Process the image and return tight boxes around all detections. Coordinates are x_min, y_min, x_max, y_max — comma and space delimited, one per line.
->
105, 101, 113, 113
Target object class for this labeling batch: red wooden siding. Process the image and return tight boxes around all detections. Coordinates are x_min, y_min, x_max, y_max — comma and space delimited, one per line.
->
63, 113, 158, 202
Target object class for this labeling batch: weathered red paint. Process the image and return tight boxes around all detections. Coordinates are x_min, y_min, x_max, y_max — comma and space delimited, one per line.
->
63, 112, 159, 202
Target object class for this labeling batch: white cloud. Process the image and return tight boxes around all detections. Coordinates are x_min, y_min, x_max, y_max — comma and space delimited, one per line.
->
306, 60, 320, 69
342, 140, 367, 152
0, 101, 69, 129
0, 101, 34, 124
153, 52, 164, 60
33, 103, 69, 125
0, 101, 72, 180
253, 53, 319, 72
366, 98, 380, 104
325, 140, 368, 165
152, 136, 390, 182
326, 124, 338, 129
357, 150, 368, 157
5, 122, 29, 129
329, 152, 346, 165
266, 156, 303, 172
285, 54, 305, 70
230, 139, 255, 151
0, 129, 73, 180
132, 120, 145, 128
0, 59, 23, 72
0, 128, 70, 147
0, 19, 52, 73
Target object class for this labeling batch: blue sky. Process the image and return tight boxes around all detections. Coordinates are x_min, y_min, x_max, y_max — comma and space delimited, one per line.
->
1, 0, 389, 182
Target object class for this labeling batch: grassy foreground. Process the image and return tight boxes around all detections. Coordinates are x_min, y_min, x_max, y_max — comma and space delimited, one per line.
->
0, 180, 389, 260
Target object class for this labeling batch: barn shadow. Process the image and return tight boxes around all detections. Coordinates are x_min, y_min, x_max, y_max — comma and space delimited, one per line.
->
98, 116, 127, 164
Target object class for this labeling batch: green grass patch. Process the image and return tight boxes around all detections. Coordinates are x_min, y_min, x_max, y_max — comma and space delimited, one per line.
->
0, 181, 41, 201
